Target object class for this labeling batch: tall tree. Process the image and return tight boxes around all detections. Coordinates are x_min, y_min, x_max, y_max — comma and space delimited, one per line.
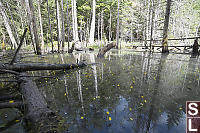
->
61, 0, 65, 51
150, 0, 155, 49
56, 0, 62, 52
116, 0, 120, 49
37, 0, 45, 53
66, 0, 70, 52
47, 0, 54, 53
72, 0, 79, 42
88, 0, 96, 44
162, 0, 172, 53
25, 0, 41, 55
0, 1, 18, 49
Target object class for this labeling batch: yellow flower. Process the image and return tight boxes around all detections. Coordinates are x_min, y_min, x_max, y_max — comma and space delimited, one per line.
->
81, 116, 84, 119
130, 118, 133, 121
109, 117, 112, 121
15, 120, 20, 122
179, 107, 182, 110
144, 100, 147, 103
64, 93, 67, 96
9, 100, 14, 103
106, 111, 110, 115
141, 96, 144, 98
129, 108, 132, 111
117, 84, 120, 87
130, 86, 133, 88
86, 88, 88, 90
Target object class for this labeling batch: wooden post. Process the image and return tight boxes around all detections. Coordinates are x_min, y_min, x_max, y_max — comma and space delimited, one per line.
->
192, 38, 199, 55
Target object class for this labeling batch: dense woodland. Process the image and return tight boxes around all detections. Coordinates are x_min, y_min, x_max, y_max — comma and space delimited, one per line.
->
0, 0, 200, 54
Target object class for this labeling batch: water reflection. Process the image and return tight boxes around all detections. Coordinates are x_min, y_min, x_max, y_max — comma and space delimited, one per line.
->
1, 50, 200, 133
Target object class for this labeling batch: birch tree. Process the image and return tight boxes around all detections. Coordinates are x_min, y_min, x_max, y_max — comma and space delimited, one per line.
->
0, 1, 18, 49
56, 0, 62, 52
72, 0, 79, 42
88, 0, 96, 44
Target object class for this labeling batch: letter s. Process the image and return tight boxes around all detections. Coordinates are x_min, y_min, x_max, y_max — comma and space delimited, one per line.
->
188, 103, 198, 116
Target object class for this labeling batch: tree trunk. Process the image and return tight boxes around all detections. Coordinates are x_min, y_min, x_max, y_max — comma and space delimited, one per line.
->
6, 2, 20, 45
37, 0, 45, 53
162, 0, 172, 53
116, 0, 120, 49
72, 0, 79, 42
66, 0, 70, 52
18, 72, 61, 132
29, 0, 41, 55
150, 0, 155, 49
0, 1, 18, 49
61, 0, 65, 51
109, 9, 112, 42
25, 0, 41, 55
56, 0, 62, 52
98, 13, 100, 47
97, 42, 116, 57
89, 0, 96, 44
101, 11, 104, 46
17, 0, 27, 47
0, 62, 87, 72
47, 0, 54, 53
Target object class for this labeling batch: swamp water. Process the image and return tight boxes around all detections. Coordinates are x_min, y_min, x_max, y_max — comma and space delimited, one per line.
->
1, 49, 200, 133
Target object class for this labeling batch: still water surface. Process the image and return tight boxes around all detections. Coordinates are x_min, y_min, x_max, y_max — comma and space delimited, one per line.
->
1, 50, 200, 133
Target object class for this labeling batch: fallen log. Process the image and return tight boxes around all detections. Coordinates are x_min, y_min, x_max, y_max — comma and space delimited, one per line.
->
10, 28, 28, 65
97, 42, 116, 57
0, 101, 23, 109
18, 72, 63, 132
0, 62, 86, 72
0, 95, 21, 101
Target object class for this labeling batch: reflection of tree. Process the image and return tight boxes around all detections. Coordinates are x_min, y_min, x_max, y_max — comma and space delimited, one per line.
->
166, 103, 183, 129
89, 54, 98, 98
145, 54, 168, 132
184, 57, 199, 96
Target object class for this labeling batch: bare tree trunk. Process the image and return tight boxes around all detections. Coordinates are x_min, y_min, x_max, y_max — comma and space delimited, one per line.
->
162, 0, 172, 53
17, 0, 27, 47
66, 0, 70, 52
109, 9, 112, 42
116, 0, 120, 49
6, 2, 20, 45
98, 13, 100, 47
89, 0, 96, 44
0, 1, 18, 49
61, 0, 65, 51
72, 0, 79, 42
150, 0, 155, 49
47, 0, 54, 53
37, 0, 45, 53
101, 11, 104, 47
25, 0, 41, 55
29, 0, 41, 55
143, 0, 148, 48
97, 42, 116, 57
56, 0, 62, 52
